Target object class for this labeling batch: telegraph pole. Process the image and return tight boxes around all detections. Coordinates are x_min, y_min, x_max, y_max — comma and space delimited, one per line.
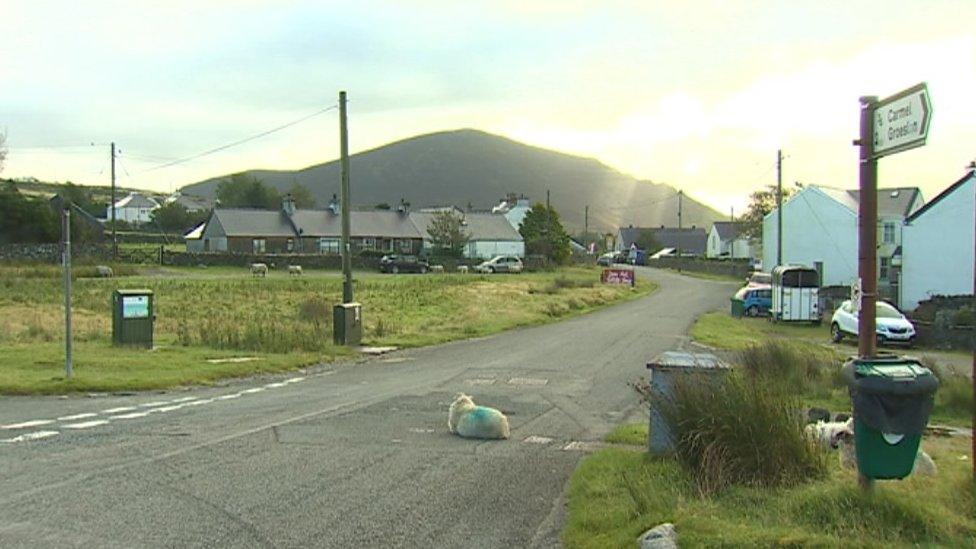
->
111, 142, 117, 261
584, 205, 589, 240
857, 97, 879, 358
677, 190, 683, 270
62, 206, 73, 379
776, 149, 783, 268
339, 91, 353, 304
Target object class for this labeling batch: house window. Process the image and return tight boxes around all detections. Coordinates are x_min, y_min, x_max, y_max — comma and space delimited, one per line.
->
882, 222, 896, 244
252, 239, 266, 253
880, 257, 890, 281
386, 239, 395, 252
399, 239, 413, 252
318, 238, 340, 254
361, 237, 376, 250
286, 239, 294, 252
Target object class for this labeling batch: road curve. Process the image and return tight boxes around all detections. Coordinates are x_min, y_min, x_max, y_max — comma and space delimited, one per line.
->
0, 267, 735, 548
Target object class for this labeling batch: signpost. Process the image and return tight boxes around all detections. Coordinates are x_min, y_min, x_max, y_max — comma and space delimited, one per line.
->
602, 268, 635, 287
872, 83, 932, 159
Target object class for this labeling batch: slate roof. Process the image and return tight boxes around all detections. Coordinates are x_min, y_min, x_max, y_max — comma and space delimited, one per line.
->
618, 226, 708, 255
412, 212, 523, 241
847, 187, 923, 218
114, 192, 160, 209
167, 192, 213, 212
209, 209, 296, 237
712, 221, 744, 241
905, 172, 974, 223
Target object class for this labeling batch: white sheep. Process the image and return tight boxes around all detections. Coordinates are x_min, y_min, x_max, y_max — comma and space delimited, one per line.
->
250, 263, 268, 277
288, 265, 303, 276
457, 265, 469, 274
95, 265, 114, 278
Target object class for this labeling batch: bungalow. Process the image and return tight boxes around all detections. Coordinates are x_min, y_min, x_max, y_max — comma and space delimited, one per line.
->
615, 226, 708, 257
412, 211, 525, 259
110, 192, 160, 224
706, 222, 753, 259
900, 171, 975, 310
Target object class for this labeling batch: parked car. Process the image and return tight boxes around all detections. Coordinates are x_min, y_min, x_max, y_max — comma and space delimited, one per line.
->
734, 285, 772, 317
613, 250, 630, 263
627, 249, 647, 266
379, 254, 429, 274
745, 271, 771, 287
830, 299, 916, 346
474, 255, 523, 274
596, 252, 615, 266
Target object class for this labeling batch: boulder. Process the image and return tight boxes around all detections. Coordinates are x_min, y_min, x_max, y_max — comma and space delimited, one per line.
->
638, 522, 678, 549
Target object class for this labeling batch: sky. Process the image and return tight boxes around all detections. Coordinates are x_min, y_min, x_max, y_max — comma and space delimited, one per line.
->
2, 0, 974, 214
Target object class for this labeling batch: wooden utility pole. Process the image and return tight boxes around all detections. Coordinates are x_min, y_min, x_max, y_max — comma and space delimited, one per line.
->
339, 91, 353, 304
584, 205, 589, 240
776, 149, 783, 268
62, 207, 73, 379
677, 190, 683, 270
111, 142, 117, 261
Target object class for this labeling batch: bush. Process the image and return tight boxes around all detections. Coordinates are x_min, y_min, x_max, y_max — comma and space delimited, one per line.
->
655, 372, 828, 495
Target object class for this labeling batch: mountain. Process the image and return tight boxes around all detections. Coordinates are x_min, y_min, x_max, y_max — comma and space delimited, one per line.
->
180, 129, 724, 233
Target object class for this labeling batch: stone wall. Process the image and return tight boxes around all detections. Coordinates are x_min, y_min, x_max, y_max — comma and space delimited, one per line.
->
645, 257, 753, 280
0, 243, 111, 263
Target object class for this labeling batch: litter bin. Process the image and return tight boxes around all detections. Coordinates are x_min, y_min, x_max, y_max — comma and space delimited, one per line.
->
730, 298, 745, 318
843, 356, 939, 479
333, 302, 362, 346
112, 289, 154, 348
646, 352, 729, 455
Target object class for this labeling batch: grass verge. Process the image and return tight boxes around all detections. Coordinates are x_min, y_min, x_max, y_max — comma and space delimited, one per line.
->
565, 435, 976, 548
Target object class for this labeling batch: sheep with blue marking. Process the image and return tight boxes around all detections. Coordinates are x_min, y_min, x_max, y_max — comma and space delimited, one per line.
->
448, 393, 510, 440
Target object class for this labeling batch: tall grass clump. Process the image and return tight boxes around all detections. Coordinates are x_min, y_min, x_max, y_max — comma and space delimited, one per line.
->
655, 372, 827, 495
923, 357, 974, 421
737, 340, 843, 397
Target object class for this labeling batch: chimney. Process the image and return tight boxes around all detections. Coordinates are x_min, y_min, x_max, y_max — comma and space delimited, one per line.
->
328, 194, 339, 215
282, 194, 296, 216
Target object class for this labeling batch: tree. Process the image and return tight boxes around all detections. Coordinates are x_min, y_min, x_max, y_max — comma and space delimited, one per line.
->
426, 209, 469, 257
740, 185, 796, 241
0, 131, 6, 174
519, 203, 571, 264
216, 174, 280, 209
151, 201, 207, 233
0, 181, 59, 244
287, 182, 316, 208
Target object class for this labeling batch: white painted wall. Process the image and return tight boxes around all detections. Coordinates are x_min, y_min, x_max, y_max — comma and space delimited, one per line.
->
901, 176, 974, 310
466, 240, 525, 259
763, 187, 858, 286
707, 226, 754, 259
113, 205, 156, 224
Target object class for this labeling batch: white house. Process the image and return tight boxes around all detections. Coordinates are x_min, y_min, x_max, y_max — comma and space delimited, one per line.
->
111, 192, 160, 224
706, 222, 753, 259
412, 211, 525, 259
900, 172, 975, 311
762, 185, 923, 293
492, 195, 532, 231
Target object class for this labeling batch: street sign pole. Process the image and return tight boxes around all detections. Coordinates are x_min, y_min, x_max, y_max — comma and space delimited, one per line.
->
857, 96, 879, 359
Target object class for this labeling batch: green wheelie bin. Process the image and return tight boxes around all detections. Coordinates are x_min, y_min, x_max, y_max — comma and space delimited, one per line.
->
843, 356, 939, 479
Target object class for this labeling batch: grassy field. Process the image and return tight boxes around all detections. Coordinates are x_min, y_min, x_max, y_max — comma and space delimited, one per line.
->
563, 432, 975, 548
0, 265, 654, 394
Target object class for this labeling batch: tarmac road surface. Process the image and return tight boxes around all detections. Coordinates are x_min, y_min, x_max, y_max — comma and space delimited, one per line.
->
0, 267, 734, 548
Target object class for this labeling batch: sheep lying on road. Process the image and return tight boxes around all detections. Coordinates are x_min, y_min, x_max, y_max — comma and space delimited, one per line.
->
250, 263, 268, 277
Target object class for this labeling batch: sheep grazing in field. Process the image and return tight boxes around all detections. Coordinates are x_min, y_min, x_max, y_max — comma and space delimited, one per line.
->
448, 394, 510, 440
457, 265, 469, 274
250, 263, 268, 277
95, 265, 114, 278
430, 265, 445, 273
807, 418, 938, 476
288, 265, 303, 276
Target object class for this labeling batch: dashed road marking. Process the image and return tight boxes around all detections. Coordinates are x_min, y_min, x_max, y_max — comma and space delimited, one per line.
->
1, 420, 55, 430
57, 413, 98, 421
185, 398, 213, 406
62, 420, 110, 430
508, 377, 549, 386
139, 401, 169, 408
265, 382, 287, 388
2, 430, 60, 443
156, 404, 187, 413
465, 378, 496, 386
101, 406, 137, 414
284, 377, 306, 384
240, 388, 265, 394
171, 396, 198, 403
523, 435, 554, 445
113, 411, 151, 420
408, 428, 435, 434
216, 393, 242, 400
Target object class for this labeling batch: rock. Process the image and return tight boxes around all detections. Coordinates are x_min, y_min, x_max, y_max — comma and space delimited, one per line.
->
638, 523, 678, 549
807, 407, 831, 424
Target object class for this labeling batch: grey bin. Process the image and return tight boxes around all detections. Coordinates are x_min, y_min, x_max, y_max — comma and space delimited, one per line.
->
112, 289, 154, 348
646, 351, 729, 455
333, 302, 363, 346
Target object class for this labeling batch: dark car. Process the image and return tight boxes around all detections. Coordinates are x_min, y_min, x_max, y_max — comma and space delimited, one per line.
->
379, 254, 429, 274
596, 252, 615, 266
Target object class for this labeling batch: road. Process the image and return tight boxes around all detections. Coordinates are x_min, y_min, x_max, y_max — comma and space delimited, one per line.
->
0, 267, 734, 548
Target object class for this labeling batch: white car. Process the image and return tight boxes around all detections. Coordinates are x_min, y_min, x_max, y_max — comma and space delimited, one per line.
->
474, 255, 523, 274
830, 299, 916, 346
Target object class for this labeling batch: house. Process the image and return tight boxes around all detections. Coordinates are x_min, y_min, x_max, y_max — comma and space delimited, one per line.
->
615, 226, 707, 256
706, 222, 753, 259
110, 192, 160, 224
900, 171, 975, 310
492, 194, 532, 230
762, 185, 924, 297
193, 198, 524, 258
165, 192, 213, 213
184, 222, 206, 253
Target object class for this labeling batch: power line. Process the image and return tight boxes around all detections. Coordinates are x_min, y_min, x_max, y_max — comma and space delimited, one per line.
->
140, 104, 339, 173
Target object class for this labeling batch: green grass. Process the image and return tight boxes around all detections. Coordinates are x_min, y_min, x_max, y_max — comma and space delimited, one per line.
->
0, 265, 654, 393
563, 437, 976, 548
690, 311, 830, 351
604, 423, 648, 446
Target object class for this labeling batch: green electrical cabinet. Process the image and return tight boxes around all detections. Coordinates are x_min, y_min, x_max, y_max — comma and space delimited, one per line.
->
843, 356, 939, 479
112, 289, 155, 348
333, 302, 362, 346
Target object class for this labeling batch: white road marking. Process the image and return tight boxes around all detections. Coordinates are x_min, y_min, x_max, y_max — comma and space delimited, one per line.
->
57, 413, 98, 421
408, 428, 435, 434
113, 411, 151, 420
62, 420, 110, 430
523, 435, 553, 444
101, 406, 136, 414
284, 377, 306, 384
2, 430, 60, 443
216, 393, 242, 400
139, 401, 169, 408
170, 396, 198, 403
466, 378, 496, 386
508, 377, 549, 386
240, 388, 265, 394
205, 357, 260, 364
1, 420, 55, 430
265, 382, 287, 388
156, 404, 187, 413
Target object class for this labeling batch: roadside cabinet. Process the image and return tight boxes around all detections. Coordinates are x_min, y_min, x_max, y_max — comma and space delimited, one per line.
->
646, 352, 729, 455
112, 289, 155, 348
333, 302, 362, 346
843, 357, 939, 479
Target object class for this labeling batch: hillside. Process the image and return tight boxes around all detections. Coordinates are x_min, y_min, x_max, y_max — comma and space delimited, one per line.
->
181, 129, 724, 233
